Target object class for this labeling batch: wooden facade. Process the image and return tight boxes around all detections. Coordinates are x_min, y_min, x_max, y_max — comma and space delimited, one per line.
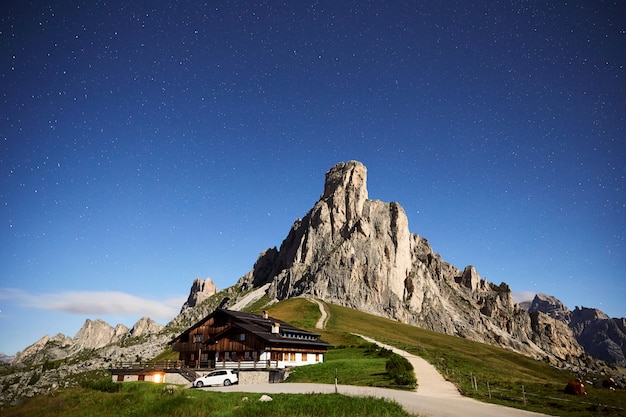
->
170, 309, 332, 369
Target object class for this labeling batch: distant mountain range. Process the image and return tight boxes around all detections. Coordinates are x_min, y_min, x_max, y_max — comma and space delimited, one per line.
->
0, 353, 14, 364
526, 293, 626, 365
3, 160, 624, 408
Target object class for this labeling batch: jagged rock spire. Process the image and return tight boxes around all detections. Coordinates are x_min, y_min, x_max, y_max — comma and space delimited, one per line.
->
182, 277, 218, 311
236, 160, 586, 367
321, 161, 368, 236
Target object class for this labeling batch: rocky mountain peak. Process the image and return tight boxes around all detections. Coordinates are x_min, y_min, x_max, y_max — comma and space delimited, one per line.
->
528, 293, 572, 322
318, 160, 369, 239
236, 160, 586, 365
130, 317, 164, 337
458, 265, 486, 292
73, 319, 117, 350
569, 307, 626, 365
10, 333, 73, 365
571, 306, 610, 322
0, 352, 13, 364
114, 323, 130, 338
181, 277, 218, 310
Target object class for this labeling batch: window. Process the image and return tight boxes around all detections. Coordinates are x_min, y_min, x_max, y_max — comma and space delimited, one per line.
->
239, 333, 246, 341
194, 334, 203, 343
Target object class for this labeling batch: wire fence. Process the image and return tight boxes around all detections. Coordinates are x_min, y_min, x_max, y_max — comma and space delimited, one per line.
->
439, 366, 625, 415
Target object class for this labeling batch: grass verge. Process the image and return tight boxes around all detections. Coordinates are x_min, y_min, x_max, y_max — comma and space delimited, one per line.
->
0, 382, 414, 417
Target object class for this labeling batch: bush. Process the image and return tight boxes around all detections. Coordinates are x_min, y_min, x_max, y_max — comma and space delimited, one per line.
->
364, 343, 393, 358
27, 372, 41, 386
386, 354, 416, 387
81, 377, 121, 393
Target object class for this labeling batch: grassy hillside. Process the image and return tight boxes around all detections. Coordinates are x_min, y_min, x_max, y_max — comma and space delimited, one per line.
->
263, 299, 626, 417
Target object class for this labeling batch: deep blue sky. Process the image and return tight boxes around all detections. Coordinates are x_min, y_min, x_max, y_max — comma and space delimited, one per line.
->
1, 1, 624, 355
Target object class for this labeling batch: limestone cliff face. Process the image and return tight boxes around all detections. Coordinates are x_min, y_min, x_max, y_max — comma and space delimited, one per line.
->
237, 160, 585, 365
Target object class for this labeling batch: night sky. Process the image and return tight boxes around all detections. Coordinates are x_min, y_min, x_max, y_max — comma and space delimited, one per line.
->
1, 1, 624, 356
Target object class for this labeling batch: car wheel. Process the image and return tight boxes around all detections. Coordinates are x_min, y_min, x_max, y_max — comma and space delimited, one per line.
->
196, 381, 204, 388
223, 379, 231, 386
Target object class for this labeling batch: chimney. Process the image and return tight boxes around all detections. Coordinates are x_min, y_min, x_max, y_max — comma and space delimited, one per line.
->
263, 311, 269, 319
271, 322, 280, 334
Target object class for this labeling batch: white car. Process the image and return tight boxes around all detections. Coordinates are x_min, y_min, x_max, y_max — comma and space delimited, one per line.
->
193, 370, 238, 387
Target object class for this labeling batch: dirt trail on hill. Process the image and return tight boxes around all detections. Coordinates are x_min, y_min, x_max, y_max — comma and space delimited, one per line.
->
355, 334, 460, 398
306, 297, 328, 329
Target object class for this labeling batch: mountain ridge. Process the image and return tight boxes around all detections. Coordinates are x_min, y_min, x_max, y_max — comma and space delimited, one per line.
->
233, 161, 586, 366
526, 293, 626, 366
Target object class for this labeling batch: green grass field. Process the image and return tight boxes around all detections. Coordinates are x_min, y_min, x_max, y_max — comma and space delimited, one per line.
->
0, 382, 413, 417
286, 343, 397, 388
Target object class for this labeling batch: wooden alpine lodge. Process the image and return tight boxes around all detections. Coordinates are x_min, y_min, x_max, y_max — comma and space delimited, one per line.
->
169, 308, 332, 370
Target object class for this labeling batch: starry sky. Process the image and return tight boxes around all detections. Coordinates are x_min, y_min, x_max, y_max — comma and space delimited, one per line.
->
1, 1, 624, 356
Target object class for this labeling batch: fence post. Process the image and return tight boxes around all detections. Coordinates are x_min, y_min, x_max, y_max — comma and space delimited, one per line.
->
522, 385, 527, 406
487, 382, 491, 399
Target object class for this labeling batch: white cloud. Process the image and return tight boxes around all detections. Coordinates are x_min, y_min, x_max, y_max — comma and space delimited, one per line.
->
512, 290, 536, 304
2, 288, 185, 320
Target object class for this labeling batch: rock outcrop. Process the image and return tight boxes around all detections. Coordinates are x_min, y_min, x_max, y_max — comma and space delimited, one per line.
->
10, 333, 73, 365
527, 294, 626, 366
528, 293, 572, 322
130, 317, 164, 337
237, 160, 586, 366
569, 307, 626, 366
73, 319, 122, 350
181, 278, 218, 310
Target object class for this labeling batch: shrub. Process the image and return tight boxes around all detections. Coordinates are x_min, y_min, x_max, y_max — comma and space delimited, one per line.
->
81, 377, 121, 393
27, 372, 41, 386
386, 354, 416, 387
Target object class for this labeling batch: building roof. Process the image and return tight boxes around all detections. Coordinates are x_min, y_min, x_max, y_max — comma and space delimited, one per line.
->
171, 308, 332, 350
